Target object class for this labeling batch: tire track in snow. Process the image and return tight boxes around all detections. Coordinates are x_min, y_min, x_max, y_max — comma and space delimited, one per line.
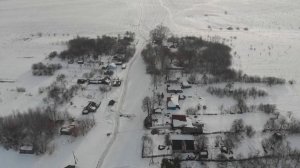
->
96, 39, 146, 168
96, 0, 150, 166
158, 0, 179, 31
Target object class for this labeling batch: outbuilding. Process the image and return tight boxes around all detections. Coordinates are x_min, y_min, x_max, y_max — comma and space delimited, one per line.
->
19, 145, 34, 154
167, 95, 180, 110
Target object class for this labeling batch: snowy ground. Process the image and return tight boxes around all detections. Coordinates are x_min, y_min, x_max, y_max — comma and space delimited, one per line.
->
0, 0, 300, 167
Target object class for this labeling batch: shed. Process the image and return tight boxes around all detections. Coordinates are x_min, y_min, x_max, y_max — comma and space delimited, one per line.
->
171, 134, 195, 153
167, 95, 180, 110
19, 145, 34, 154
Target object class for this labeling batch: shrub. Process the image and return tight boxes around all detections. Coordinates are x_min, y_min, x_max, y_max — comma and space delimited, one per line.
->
258, 104, 276, 114
186, 107, 198, 115
165, 134, 171, 146
77, 116, 96, 136
48, 51, 58, 59
16, 87, 26, 92
161, 158, 181, 168
151, 128, 159, 135
245, 125, 255, 137
32, 62, 62, 76
144, 116, 152, 129
230, 119, 245, 133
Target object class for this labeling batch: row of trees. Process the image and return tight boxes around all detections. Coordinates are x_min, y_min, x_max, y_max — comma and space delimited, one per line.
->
207, 86, 268, 100
221, 103, 277, 115
143, 25, 287, 86
32, 62, 62, 76
217, 151, 300, 168
187, 72, 286, 86
142, 25, 234, 80
58, 32, 135, 61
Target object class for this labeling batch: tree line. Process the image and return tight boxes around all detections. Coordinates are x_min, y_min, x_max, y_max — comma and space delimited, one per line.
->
142, 25, 286, 85
58, 31, 135, 61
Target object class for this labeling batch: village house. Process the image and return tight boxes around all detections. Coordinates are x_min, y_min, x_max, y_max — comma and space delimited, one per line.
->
167, 95, 180, 110
171, 134, 195, 153
171, 114, 203, 134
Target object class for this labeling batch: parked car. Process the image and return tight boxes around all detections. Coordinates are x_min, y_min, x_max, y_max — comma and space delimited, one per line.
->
77, 60, 84, 64
121, 63, 127, 69
77, 79, 87, 84
82, 101, 101, 114
68, 59, 74, 64
108, 100, 116, 106
167, 89, 183, 94
88, 77, 111, 85
179, 95, 186, 100
112, 80, 121, 87
115, 61, 123, 65
19, 145, 34, 154
60, 124, 76, 135
104, 70, 114, 76
181, 81, 192, 89
82, 107, 89, 115
199, 150, 208, 159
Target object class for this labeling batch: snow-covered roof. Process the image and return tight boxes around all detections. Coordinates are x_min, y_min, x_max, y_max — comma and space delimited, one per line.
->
107, 63, 117, 69
173, 119, 187, 128
20, 145, 33, 151
170, 134, 194, 141
182, 81, 190, 86
167, 95, 179, 108
185, 117, 194, 128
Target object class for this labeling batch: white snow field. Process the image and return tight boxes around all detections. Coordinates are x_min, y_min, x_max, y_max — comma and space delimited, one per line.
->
0, 0, 300, 167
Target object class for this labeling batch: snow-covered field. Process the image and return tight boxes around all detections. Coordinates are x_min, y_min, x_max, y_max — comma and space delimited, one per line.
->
0, 0, 300, 167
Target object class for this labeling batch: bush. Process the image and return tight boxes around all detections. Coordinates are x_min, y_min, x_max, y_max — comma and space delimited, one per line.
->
77, 116, 96, 136
186, 107, 198, 115
258, 104, 276, 114
144, 116, 152, 129
44, 81, 79, 105
16, 87, 26, 92
161, 158, 181, 168
32, 62, 62, 76
230, 119, 245, 133
48, 51, 58, 59
165, 134, 171, 146
245, 125, 255, 137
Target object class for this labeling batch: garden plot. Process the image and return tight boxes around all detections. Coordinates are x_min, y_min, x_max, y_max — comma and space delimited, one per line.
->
142, 134, 171, 157
151, 114, 172, 128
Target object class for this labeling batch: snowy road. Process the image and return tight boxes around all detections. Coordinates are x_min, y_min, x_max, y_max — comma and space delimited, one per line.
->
100, 39, 152, 168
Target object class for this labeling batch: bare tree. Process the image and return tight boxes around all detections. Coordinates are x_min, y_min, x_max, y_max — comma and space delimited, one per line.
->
142, 96, 153, 116
149, 24, 170, 46
195, 135, 208, 150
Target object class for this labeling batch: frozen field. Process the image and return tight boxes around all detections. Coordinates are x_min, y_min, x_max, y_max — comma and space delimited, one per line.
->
0, 0, 300, 167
